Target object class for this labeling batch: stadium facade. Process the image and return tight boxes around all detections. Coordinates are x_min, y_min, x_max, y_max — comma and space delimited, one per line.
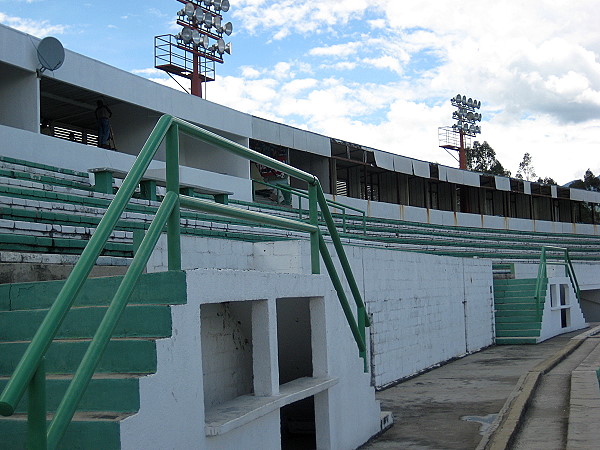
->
0, 23, 598, 448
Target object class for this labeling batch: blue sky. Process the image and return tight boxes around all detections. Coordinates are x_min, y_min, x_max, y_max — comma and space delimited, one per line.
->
2, 0, 600, 184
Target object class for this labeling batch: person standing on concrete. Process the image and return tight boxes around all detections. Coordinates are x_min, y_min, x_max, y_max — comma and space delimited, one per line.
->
95, 100, 112, 149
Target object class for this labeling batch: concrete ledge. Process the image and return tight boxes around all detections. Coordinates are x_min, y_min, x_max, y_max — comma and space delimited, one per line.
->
478, 325, 600, 450
204, 376, 338, 436
567, 338, 600, 449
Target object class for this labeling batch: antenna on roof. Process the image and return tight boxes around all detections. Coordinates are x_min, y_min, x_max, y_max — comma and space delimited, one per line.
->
36, 37, 65, 77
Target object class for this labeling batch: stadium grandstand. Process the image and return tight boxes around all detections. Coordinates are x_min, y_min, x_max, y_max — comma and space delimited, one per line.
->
0, 23, 598, 449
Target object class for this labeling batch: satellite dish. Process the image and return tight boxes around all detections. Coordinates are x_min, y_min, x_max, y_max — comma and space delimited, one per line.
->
221, 0, 230, 12
37, 37, 65, 73
223, 22, 233, 35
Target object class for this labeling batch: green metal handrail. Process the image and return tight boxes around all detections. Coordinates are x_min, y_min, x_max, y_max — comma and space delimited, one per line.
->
0, 115, 370, 449
534, 245, 581, 320
252, 178, 367, 234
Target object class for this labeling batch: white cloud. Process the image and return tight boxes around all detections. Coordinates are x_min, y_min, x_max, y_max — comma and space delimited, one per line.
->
132, 68, 165, 76
138, 0, 600, 184
0, 13, 66, 37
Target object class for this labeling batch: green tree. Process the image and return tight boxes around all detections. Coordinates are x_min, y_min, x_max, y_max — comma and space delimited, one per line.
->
536, 177, 557, 185
515, 152, 537, 181
466, 141, 511, 176
570, 169, 600, 191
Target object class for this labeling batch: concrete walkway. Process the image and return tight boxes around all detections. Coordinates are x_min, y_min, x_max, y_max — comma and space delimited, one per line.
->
360, 326, 600, 450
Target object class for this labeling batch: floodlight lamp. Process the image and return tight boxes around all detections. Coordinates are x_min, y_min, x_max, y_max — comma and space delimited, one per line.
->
204, 0, 213, 6
467, 98, 473, 107
213, 0, 222, 11
192, 29, 201, 45
180, 27, 193, 43
221, 0, 230, 12
201, 34, 209, 48
184, 2, 195, 19
461, 95, 467, 104
216, 38, 226, 54
466, 112, 474, 121
224, 42, 232, 55
455, 94, 462, 102
177, 9, 185, 17
214, 15, 222, 30
203, 12, 213, 28
223, 22, 233, 35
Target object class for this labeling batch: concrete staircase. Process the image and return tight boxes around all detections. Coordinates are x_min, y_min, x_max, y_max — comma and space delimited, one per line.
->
0, 271, 186, 449
493, 278, 547, 344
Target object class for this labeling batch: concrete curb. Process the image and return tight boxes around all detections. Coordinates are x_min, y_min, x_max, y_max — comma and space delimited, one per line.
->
476, 325, 600, 450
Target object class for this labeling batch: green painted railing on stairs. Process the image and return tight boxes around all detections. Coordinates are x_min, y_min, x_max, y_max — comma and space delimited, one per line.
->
252, 178, 367, 234
0, 115, 370, 449
534, 245, 581, 320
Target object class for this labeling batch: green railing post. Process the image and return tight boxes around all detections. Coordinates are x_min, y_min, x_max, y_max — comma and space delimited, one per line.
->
27, 357, 47, 450
166, 124, 181, 271
534, 247, 547, 321
308, 183, 320, 274
1, 114, 372, 448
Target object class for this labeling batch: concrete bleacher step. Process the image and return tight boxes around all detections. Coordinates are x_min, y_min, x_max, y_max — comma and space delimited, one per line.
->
0, 304, 173, 341
0, 339, 157, 376
0, 375, 140, 414
0, 413, 123, 450
495, 337, 539, 345
493, 278, 545, 345
0, 270, 187, 448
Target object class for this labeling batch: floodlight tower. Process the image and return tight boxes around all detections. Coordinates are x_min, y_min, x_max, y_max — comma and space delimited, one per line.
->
438, 94, 482, 170
154, 0, 233, 98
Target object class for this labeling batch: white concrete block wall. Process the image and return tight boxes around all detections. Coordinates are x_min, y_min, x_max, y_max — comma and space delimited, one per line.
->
147, 234, 255, 272
121, 268, 382, 450
247, 238, 495, 388
201, 303, 254, 409
149, 232, 496, 394
539, 276, 587, 341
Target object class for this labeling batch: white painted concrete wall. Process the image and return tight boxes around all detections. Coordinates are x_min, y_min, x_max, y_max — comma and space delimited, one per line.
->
539, 276, 587, 341
149, 235, 495, 389
327, 193, 600, 236
120, 269, 382, 450
0, 125, 253, 201
0, 64, 39, 132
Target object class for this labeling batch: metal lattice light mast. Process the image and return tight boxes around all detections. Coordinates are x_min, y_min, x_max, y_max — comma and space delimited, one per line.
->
438, 94, 482, 170
154, 0, 233, 98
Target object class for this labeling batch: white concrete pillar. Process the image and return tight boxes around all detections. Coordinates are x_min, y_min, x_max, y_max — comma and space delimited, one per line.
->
310, 296, 328, 377
252, 298, 279, 396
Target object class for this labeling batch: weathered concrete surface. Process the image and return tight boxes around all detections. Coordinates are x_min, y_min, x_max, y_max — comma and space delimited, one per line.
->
511, 337, 600, 449
361, 329, 588, 450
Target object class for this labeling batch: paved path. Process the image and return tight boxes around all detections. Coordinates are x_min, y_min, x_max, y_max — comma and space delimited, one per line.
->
360, 329, 592, 450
